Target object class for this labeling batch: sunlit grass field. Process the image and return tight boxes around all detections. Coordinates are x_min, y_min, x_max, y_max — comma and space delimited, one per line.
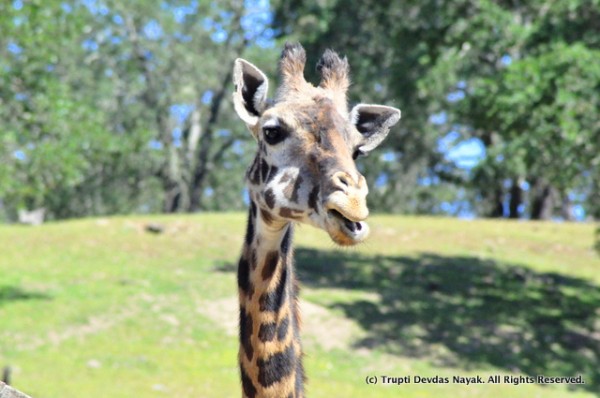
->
1, 214, 599, 397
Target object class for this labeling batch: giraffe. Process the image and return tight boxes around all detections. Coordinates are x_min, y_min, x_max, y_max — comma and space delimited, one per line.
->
232, 42, 401, 398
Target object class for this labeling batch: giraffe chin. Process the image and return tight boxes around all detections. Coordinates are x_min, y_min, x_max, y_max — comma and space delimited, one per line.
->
326, 209, 370, 246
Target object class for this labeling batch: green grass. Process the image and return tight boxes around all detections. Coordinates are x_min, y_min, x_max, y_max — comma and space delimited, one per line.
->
1, 214, 599, 397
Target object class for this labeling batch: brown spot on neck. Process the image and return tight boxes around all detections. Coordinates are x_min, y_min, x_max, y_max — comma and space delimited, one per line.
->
240, 365, 257, 398
239, 308, 253, 361
261, 251, 280, 281
257, 344, 296, 387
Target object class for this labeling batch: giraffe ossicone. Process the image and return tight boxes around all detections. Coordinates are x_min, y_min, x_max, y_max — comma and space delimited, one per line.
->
233, 42, 400, 398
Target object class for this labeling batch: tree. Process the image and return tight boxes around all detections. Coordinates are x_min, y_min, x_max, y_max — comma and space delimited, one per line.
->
0, 0, 279, 220
447, 0, 600, 219
462, 43, 600, 219
272, 0, 466, 214
80, 0, 279, 213
273, 0, 600, 220
0, 0, 151, 220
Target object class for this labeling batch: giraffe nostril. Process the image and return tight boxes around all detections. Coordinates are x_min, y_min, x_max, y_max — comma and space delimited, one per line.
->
333, 172, 353, 190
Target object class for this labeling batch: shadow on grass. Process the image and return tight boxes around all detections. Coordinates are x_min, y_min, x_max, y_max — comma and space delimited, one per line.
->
295, 248, 600, 394
0, 286, 51, 307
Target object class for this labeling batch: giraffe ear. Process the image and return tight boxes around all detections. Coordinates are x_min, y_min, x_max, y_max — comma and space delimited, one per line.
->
350, 104, 401, 153
233, 58, 269, 128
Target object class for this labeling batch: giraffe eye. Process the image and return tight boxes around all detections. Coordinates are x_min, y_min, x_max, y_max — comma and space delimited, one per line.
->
263, 126, 286, 145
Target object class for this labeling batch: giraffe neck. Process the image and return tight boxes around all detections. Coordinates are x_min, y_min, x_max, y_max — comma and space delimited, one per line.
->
237, 202, 304, 398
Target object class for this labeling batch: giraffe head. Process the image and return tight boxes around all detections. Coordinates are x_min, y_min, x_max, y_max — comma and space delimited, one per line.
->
233, 43, 400, 246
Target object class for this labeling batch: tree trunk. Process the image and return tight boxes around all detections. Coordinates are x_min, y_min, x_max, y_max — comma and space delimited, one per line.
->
188, 67, 233, 212
188, 8, 247, 212
124, 16, 189, 214
489, 186, 504, 218
531, 181, 554, 220
508, 179, 523, 219
162, 183, 181, 213
477, 130, 506, 219
561, 192, 574, 221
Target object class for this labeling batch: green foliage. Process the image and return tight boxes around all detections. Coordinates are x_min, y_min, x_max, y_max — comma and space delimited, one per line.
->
431, 0, 600, 218
0, 1, 159, 219
1, 0, 599, 220
273, 0, 600, 219
272, 0, 459, 213
0, 0, 280, 220
463, 43, 600, 212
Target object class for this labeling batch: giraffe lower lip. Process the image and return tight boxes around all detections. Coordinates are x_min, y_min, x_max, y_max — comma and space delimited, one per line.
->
326, 209, 370, 246
344, 218, 361, 232
328, 210, 363, 234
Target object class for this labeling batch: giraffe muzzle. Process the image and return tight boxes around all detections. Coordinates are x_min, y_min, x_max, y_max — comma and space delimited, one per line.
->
323, 172, 370, 245
325, 208, 370, 245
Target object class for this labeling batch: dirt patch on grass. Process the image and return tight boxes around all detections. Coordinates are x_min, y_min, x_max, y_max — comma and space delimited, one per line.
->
197, 296, 364, 351
300, 299, 365, 351
196, 297, 239, 337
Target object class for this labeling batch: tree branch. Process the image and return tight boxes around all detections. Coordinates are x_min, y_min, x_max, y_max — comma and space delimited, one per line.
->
189, 4, 249, 211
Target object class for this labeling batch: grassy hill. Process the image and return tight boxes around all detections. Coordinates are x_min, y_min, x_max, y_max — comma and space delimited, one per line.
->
1, 214, 599, 397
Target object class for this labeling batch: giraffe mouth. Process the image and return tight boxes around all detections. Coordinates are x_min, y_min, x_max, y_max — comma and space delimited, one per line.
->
327, 209, 369, 245
329, 209, 364, 231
